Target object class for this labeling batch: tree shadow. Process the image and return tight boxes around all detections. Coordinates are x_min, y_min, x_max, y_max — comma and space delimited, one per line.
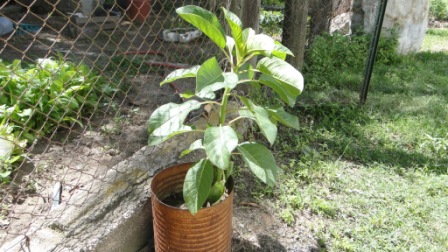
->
292, 102, 448, 174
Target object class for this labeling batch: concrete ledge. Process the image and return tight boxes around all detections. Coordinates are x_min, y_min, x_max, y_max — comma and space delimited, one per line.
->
1, 129, 202, 252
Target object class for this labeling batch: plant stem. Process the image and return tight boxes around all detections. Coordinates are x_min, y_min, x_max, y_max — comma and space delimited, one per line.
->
219, 88, 231, 125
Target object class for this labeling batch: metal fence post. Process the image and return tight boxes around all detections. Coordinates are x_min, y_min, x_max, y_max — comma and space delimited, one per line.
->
360, 0, 388, 104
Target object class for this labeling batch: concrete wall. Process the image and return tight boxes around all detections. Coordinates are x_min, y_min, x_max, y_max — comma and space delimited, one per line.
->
350, 0, 430, 53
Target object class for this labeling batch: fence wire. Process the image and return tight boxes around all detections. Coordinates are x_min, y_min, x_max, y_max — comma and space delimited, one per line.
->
0, 0, 355, 250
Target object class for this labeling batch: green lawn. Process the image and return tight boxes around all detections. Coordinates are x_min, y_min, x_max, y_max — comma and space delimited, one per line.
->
261, 29, 448, 251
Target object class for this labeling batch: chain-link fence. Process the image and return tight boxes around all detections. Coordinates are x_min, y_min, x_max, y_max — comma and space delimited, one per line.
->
0, 0, 218, 249
0, 0, 422, 250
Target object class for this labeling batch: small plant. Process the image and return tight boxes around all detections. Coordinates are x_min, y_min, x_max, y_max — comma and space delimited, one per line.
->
261, 0, 285, 6
0, 120, 26, 183
0, 57, 112, 181
260, 10, 284, 36
147, 5, 303, 214
430, 0, 448, 20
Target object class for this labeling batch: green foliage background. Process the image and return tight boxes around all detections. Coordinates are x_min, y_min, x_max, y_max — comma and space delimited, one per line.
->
0, 58, 112, 183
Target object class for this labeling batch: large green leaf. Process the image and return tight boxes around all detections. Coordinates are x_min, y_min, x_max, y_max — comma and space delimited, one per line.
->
176, 6, 227, 49
239, 97, 277, 145
0, 137, 14, 160
246, 34, 276, 57
183, 159, 214, 215
160, 65, 200, 86
204, 126, 239, 169
196, 57, 224, 99
226, 36, 235, 56
257, 57, 304, 107
267, 106, 300, 130
223, 8, 244, 60
272, 42, 294, 60
237, 142, 281, 186
147, 100, 201, 145
196, 72, 238, 98
180, 139, 203, 157
237, 63, 255, 81
242, 28, 255, 44
258, 74, 296, 107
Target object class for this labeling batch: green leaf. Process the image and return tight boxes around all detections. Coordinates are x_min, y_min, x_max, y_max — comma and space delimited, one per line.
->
183, 159, 214, 215
257, 57, 304, 107
180, 139, 203, 157
176, 6, 227, 49
0, 170, 12, 178
237, 142, 281, 186
272, 42, 294, 60
196, 57, 224, 99
17, 108, 33, 118
239, 97, 277, 145
207, 180, 225, 204
204, 126, 239, 169
0, 137, 14, 159
180, 90, 195, 99
267, 106, 300, 130
242, 28, 255, 44
246, 34, 276, 57
223, 8, 244, 59
197, 72, 238, 98
160, 65, 200, 86
147, 100, 201, 145
237, 63, 255, 81
258, 75, 295, 106
226, 36, 235, 56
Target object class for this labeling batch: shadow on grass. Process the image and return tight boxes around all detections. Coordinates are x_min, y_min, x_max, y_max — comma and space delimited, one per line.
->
284, 51, 448, 174
290, 101, 448, 174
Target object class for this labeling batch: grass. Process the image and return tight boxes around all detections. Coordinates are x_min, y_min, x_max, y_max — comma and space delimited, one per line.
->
256, 29, 448, 250
421, 28, 448, 52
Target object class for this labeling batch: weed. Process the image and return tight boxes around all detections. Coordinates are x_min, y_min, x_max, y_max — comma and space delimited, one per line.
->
260, 10, 284, 37
0, 57, 113, 182
430, 0, 448, 20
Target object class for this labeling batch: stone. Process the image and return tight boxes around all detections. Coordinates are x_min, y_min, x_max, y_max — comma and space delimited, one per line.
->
350, 0, 430, 53
330, 12, 351, 35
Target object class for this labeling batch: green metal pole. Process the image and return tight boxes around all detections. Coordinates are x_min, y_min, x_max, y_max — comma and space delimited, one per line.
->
360, 0, 389, 104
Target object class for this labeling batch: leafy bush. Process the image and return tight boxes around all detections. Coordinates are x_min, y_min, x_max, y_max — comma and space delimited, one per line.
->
304, 33, 401, 90
260, 10, 284, 36
0, 120, 26, 182
261, 0, 285, 6
0, 58, 111, 182
430, 0, 448, 20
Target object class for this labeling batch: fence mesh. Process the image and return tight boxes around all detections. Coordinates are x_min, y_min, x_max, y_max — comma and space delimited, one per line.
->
0, 0, 361, 250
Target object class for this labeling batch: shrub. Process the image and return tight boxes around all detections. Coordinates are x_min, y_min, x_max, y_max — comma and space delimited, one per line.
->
261, 0, 285, 6
260, 10, 284, 36
0, 58, 112, 182
304, 33, 401, 90
430, 0, 448, 20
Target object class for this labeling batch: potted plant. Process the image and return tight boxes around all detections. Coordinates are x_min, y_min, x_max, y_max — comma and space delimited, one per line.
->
147, 5, 303, 251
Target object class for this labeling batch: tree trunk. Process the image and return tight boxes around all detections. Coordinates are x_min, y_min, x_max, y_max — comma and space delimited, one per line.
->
229, 0, 260, 94
309, 0, 333, 42
282, 0, 308, 70
229, 0, 260, 32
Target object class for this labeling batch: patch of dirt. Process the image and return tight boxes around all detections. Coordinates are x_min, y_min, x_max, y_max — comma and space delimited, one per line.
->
230, 170, 320, 252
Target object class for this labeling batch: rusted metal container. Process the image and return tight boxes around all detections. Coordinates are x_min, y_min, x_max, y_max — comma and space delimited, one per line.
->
150, 163, 233, 252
